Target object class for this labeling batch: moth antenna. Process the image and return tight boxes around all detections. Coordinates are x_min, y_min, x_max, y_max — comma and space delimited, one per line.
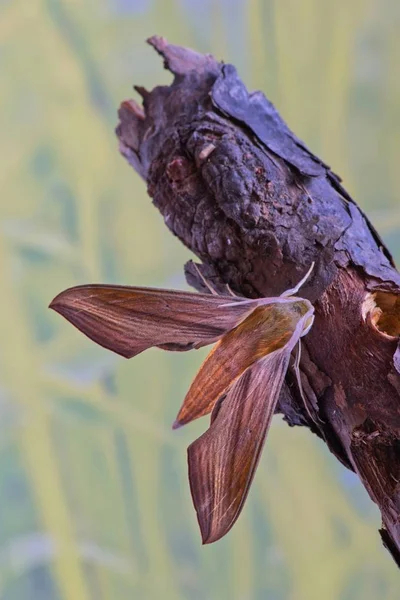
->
293, 342, 320, 427
192, 263, 218, 296
225, 283, 239, 297
281, 262, 315, 297
293, 180, 316, 205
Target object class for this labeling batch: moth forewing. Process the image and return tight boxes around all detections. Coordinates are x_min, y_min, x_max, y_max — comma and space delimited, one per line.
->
188, 348, 292, 544
49, 285, 258, 359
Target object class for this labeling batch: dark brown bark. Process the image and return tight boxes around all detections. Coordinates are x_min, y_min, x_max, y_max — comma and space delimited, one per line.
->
116, 36, 400, 565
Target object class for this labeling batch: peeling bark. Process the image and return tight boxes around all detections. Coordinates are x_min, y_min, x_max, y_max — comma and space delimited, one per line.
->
116, 36, 400, 565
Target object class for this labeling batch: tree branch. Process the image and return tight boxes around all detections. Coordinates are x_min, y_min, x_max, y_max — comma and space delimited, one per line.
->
116, 36, 400, 565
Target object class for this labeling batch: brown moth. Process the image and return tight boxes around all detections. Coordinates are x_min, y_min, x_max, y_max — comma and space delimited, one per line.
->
49, 265, 314, 544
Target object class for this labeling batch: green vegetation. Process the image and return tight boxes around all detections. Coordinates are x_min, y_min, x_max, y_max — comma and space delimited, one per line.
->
1, 0, 399, 597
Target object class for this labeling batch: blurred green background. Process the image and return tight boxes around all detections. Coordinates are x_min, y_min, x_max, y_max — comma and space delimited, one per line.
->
1, 0, 400, 598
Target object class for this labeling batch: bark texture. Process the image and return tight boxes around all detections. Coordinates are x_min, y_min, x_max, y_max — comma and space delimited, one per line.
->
116, 36, 400, 565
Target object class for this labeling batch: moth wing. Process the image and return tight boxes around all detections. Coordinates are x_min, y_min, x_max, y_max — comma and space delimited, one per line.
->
187, 308, 312, 543
50, 285, 254, 358
187, 349, 290, 544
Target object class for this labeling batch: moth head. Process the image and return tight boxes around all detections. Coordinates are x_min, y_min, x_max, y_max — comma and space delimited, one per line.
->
285, 297, 314, 337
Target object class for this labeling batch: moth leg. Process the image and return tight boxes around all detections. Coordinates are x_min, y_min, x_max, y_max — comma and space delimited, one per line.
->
225, 283, 239, 297
293, 341, 321, 426
192, 263, 218, 296
281, 262, 315, 297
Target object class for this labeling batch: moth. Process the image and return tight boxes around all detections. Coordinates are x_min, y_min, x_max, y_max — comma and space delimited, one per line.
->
49, 264, 314, 544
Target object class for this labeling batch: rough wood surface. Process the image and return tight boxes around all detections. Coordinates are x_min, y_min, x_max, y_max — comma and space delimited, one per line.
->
116, 36, 400, 565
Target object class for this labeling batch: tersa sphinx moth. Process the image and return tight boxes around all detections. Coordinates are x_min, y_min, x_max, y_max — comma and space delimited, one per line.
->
50, 264, 314, 543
